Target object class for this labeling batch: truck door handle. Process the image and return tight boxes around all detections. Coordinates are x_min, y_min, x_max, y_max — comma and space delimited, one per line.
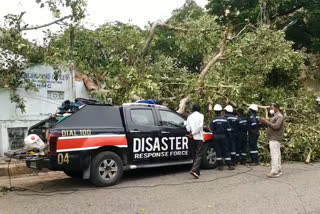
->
161, 131, 170, 134
130, 129, 140, 133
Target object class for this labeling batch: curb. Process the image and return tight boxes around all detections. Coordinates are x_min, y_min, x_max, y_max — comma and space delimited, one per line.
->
0, 162, 40, 177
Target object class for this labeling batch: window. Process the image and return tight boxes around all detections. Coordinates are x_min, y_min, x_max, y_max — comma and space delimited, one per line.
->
159, 110, 185, 128
55, 105, 123, 129
130, 109, 155, 126
8, 128, 27, 150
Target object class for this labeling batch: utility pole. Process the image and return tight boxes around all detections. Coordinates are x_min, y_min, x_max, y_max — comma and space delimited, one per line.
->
69, 24, 76, 101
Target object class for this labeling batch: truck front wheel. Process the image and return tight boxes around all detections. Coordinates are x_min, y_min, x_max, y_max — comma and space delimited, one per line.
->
90, 151, 123, 187
201, 143, 218, 169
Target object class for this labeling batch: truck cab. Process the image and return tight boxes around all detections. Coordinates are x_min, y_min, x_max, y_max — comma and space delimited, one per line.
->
26, 103, 216, 186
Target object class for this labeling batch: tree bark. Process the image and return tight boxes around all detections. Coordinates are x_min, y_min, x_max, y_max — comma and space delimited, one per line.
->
138, 21, 159, 60
136, 22, 188, 65
271, 6, 304, 20
176, 25, 231, 114
177, 96, 191, 114
282, 20, 297, 32
198, 25, 230, 83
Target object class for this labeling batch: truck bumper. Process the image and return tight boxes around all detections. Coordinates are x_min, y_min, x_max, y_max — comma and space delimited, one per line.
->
25, 151, 91, 173
26, 158, 50, 169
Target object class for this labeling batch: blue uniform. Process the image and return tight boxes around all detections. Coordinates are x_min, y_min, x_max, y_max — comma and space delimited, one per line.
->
210, 115, 232, 167
237, 115, 248, 163
248, 113, 260, 163
225, 113, 240, 164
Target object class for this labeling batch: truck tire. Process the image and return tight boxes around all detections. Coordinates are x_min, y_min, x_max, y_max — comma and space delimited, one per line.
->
201, 143, 217, 169
64, 170, 82, 178
90, 151, 123, 187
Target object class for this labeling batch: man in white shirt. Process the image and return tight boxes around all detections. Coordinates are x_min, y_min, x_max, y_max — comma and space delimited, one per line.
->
186, 104, 204, 178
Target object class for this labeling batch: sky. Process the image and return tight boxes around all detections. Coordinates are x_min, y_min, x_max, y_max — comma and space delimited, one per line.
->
0, 0, 208, 42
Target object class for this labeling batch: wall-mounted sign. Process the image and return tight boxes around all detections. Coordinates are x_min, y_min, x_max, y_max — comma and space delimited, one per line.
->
23, 72, 70, 89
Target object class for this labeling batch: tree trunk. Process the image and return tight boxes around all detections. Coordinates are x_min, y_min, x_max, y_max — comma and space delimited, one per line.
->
177, 96, 191, 114
176, 25, 230, 114
139, 21, 159, 60
198, 25, 230, 82
136, 22, 188, 65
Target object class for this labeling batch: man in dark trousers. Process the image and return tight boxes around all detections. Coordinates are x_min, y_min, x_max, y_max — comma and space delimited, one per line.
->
237, 108, 248, 165
224, 105, 240, 165
210, 104, 234, 170
186, 104, 204, 178
248, 104, 260, 165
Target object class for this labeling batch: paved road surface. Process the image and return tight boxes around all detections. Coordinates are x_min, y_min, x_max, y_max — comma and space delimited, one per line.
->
0, 163, 320, 214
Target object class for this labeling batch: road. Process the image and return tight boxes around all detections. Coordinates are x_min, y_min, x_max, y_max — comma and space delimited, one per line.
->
0, 163, 320, 214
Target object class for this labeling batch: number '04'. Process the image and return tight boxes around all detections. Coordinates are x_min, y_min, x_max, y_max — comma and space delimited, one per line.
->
57, 153, 69, 165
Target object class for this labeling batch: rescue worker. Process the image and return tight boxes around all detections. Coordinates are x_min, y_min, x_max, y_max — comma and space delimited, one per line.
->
210, 104, 234, 170
224, 105, 240, 165
237, 108, 248, 165
248, 104, 260, 165
186, 104, 204, 178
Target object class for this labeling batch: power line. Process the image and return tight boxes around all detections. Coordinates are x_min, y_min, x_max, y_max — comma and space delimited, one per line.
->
2, 159, 253, 197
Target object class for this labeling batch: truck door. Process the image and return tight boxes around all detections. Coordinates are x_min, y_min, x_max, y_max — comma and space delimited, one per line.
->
157, 109, 192, 161
125, 107, 162, 163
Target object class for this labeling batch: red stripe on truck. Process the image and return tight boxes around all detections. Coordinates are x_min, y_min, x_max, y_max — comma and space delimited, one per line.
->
57, 135, 128, 152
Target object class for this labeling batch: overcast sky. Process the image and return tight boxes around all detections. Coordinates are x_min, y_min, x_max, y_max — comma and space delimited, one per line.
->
0, 0, 208, 42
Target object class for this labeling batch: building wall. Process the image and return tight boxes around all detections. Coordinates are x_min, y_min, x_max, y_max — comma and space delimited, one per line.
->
0, 65, 91, 156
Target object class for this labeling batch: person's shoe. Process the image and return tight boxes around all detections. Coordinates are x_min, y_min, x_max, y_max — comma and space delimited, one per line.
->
218, 166, 223, 171
228, 166, 235, 171
249, 162, 259, 166
267, 173, 280, 178
190, 171, 200, 179
278, 170, 283, 175
240, 161, 246, 165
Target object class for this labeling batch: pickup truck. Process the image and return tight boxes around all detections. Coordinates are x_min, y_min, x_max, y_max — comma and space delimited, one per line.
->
26, 103, 216, 186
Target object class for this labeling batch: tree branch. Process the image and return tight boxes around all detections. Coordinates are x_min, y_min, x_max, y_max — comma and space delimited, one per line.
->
136, 21, 188, 65
282, 19, 297, 32
198, 24, 230, 83
177, 95, 191, 114
164, 82, 189, 86
157, 23, 188, 32
229, 24, 256, 40
177, 25, 231, 114
271, 6, 304, 20
242, 101, 269, 109
22, 15, 72, 31
205, 84, 241, 88
135, 21, 160, 64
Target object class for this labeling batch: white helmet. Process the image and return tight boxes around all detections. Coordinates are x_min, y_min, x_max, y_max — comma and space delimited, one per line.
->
249, 104, 258, 112
213, 104, 223, 111
224, 105, 233, 113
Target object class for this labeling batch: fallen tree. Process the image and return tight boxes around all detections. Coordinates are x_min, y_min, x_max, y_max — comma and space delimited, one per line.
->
2, 1, 319, 163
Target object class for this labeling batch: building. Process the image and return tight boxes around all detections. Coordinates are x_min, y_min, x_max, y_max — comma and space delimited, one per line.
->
0, 65, 93, 156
